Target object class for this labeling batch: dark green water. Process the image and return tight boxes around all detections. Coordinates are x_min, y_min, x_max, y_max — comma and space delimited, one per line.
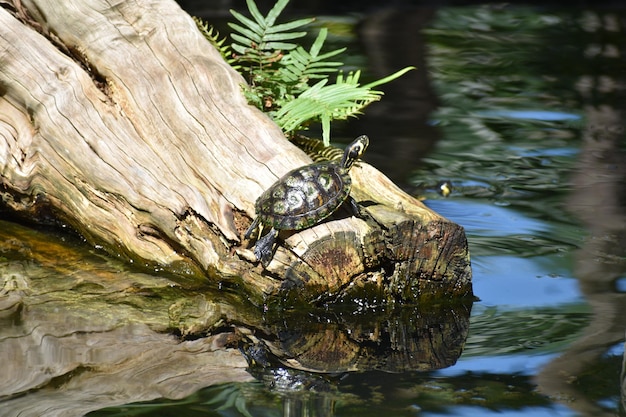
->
5, 3, 626, 417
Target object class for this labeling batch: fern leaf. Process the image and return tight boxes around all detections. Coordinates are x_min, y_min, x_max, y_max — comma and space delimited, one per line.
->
309, 28, 326, 56
274, 77, 383, 145
313, 48, 346, 62
224, 0, 415, 144
279, 28, 345, 85
321, 116, 331, 144
229, 24, 263, 45
363, 66, 416, 89
308, 62, 344, 71
231, 42, 249, 55
229, 0, 311, 62
265, 41, 301, 51
229, 10, 262, 36
193, 17, 237, 66
264, 0, 291, 27
308, 28, 345, 61
245, 0, 268, 26
336, 69, 361, 85
263, 31, 308, 42
266, 18, 315, 34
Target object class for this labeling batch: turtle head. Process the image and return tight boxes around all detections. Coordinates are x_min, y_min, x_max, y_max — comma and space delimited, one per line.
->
341, 135, 369, 170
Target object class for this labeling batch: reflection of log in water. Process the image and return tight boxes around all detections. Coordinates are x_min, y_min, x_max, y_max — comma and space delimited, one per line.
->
242, 300, 472, 374
0, 218, 472, 416
0, 221, 253, 417
0, 324, 250, 417
236, 301, 472, 417
535, 11, 626, 415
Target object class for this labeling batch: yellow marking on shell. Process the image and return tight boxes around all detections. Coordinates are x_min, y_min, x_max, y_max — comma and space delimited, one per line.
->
272, 187, 285, 199
284, 175, 300, 187
287, 190, 305, 208
317, 172, 334, 192
271, 189, 305, 216
272, 200, 288, 215
303, 181, 320, 199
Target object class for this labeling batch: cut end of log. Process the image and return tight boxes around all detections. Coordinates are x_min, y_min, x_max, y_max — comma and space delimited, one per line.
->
236, 195, 472, 308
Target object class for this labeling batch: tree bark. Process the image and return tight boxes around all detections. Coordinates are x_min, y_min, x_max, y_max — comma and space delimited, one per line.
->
0, 0, 471, 306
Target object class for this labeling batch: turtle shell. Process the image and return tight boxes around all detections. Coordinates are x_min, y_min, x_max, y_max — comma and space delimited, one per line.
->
255, 161, 351, 231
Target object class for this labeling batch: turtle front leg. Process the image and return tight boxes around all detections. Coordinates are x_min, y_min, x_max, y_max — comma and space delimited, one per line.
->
244, 217, 261, 240
348, 196, 374, 224
254, 227, 279, 267
348, 196, 364, 218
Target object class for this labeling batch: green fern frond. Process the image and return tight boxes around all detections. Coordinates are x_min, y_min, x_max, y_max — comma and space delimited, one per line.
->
229, 0, 313, 59
218, 0, 415, 146
274, 74, 383, 145
274, 66, 416, 145
279, 28, 345, 86
363, 66, 417, 89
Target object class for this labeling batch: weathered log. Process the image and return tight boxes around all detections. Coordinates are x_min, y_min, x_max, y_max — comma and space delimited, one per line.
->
0, 0, 471, 306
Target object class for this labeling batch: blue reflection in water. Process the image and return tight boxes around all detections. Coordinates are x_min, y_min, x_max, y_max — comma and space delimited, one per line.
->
476, 109, 581, 121
512, 146, 580, 158
422, 405, 577, 417
427, 199, 547, 237
605, 342, 626, 357
471, 256, 582, 308
425, 199, 583, 308
436, 352, 556, 376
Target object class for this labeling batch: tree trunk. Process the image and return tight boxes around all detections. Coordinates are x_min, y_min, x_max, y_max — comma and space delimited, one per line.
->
0, 0, 471, 306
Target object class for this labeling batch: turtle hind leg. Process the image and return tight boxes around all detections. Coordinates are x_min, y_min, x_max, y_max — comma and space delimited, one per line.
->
254, 228, 279, 267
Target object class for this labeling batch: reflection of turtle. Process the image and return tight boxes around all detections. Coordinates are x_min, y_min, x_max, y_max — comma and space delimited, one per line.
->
245, 135, 369, 266
239, 340, 337, 393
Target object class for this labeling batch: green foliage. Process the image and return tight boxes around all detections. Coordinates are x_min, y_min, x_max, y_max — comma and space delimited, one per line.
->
228, 0, 313, 58
277, 28, 346, 89
275, 71, 381, 143
197, 0, 414, 146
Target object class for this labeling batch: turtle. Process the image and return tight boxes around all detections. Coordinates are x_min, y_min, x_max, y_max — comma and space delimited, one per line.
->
245, 135, 369, 266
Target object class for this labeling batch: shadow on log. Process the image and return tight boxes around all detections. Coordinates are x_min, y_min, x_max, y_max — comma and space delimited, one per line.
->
0, 0, 471, 307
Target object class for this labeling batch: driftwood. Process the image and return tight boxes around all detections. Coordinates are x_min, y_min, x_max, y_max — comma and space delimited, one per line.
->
0, 0, 471, 306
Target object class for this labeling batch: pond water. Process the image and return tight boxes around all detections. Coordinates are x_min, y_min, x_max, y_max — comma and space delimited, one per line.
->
3, 3, 626, 417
